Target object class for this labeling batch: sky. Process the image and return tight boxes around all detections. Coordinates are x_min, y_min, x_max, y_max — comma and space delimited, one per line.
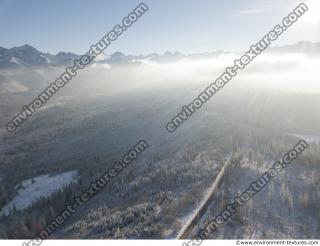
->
0, 0, 319, 55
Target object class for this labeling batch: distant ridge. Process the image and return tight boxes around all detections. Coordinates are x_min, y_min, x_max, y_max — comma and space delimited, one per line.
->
0, 41, 319, 69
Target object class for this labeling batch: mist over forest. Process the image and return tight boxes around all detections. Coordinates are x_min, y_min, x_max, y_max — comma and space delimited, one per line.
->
0, 40, 319, 239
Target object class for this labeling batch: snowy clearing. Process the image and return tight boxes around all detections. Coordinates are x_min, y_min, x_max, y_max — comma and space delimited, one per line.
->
290, 133, 320, 144
0, 171, 78, 216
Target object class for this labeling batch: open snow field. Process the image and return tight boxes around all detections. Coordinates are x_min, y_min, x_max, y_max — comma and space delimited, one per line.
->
0, 171, 78, 216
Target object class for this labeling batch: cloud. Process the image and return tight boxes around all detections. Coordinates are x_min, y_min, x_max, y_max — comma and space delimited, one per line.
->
71, 52, 320, 95
235, 0, 300, 15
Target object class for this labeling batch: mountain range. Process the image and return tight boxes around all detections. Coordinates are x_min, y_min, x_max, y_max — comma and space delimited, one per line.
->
1, 41, 319, 69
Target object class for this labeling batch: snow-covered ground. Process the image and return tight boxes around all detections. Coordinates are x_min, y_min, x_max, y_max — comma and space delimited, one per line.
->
0, 171, 78, 216
290, 133, 320, 144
